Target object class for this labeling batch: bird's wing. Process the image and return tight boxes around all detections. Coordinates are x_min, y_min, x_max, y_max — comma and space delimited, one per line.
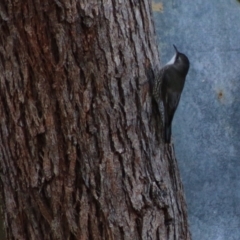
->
164, 89, 181, 125
153, 65, 173, 101
153, 67, 169, 121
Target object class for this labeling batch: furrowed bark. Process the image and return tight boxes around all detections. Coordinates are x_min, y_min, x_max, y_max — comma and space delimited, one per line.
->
0, 0, 191, 239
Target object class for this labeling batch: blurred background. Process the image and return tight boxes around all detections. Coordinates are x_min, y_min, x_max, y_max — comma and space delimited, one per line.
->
153, 0, 240, 239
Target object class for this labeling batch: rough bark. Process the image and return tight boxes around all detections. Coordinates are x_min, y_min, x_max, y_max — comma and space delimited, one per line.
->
0, 0, 191, 239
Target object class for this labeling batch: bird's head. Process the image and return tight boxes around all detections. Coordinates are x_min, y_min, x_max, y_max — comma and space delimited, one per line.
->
166, 45, 190, 74
172, 44, 190, 73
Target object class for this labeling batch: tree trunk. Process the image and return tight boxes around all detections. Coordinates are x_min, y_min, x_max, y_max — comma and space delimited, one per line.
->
0, 0, 191, 239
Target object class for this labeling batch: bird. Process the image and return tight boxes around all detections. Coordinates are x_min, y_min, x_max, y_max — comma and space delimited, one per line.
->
153, 45, 190, 144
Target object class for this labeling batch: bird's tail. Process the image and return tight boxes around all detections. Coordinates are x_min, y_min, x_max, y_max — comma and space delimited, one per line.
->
164, 123, 172, 144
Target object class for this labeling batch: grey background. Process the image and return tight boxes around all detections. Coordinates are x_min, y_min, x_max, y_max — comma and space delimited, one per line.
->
153, 1, 240, 239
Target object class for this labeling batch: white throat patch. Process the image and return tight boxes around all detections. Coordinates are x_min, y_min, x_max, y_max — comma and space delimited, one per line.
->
166, 53, 176, 66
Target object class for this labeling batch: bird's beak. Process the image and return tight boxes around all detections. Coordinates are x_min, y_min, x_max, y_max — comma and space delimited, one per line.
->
173, 44, 178, 53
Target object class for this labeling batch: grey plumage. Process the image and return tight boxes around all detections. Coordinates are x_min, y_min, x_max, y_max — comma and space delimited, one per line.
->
153, 45, 190, 143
